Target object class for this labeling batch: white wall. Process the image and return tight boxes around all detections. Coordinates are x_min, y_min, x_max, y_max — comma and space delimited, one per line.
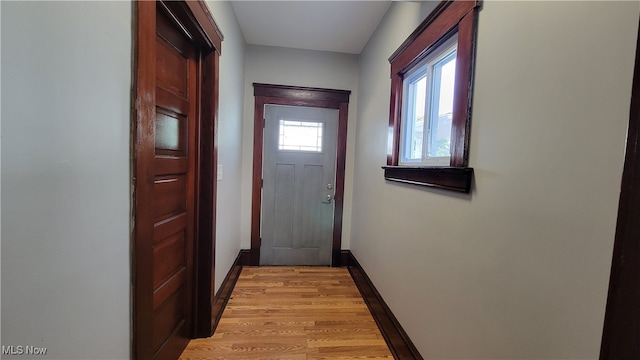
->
351, 1, 638, 359
1, 2, 131, 359
205, 1, 246, 294
240, 45, 359, 250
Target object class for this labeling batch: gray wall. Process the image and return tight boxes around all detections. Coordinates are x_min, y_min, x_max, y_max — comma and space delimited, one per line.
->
2, 1, 639, 359
1, 1, 132, 358
240, 45, 360, 250
351, 1, 639, 359
1, 1, 248, 357
205, 0, 246, 294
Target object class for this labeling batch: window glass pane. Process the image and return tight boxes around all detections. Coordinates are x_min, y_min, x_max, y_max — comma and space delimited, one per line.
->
399, 34, 457, 165
408, 76, 426, 161
427, 52, 456, 158
278, 120, 323, 152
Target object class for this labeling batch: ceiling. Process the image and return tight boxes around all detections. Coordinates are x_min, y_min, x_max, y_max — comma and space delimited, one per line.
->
230, 1, 393, 54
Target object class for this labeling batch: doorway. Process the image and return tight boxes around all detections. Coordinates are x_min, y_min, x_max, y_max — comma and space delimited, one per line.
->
250, 83, 351, 266
132, 1, 222, 359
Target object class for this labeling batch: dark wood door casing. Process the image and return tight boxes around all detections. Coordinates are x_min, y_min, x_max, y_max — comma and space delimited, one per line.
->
250, 84, 351, 267
133, 1, 223, 359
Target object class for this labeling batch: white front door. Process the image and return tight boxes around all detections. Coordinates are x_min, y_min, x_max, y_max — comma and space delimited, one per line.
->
260, 105, 338, 265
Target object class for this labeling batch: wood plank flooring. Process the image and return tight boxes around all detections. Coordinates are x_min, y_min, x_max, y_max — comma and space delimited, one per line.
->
179, 267, 393, 360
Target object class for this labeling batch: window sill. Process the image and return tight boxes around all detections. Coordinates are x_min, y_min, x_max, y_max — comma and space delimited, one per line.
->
382, 166, 473, 193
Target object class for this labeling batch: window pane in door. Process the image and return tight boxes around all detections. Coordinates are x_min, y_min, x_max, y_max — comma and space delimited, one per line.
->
278, 120, 323, 152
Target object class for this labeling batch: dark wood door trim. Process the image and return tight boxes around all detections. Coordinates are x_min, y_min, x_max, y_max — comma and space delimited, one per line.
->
132, 3, 156, 357
599, 17, 640, 360
132, 1, 223, 359
250, 83, 351, 266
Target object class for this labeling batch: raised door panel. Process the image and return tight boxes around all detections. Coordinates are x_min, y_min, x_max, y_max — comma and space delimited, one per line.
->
135, 1, 222, 356
150, 7, 197, 360
261, 105, 338, 266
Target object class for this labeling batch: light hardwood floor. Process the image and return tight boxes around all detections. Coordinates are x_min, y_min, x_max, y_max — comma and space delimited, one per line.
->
179, 266, 393, 360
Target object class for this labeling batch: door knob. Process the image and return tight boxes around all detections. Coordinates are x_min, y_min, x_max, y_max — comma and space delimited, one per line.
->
321, 194, 333, 204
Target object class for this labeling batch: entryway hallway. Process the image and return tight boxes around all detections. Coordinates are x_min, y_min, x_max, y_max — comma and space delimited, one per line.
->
179, 267, 393, 359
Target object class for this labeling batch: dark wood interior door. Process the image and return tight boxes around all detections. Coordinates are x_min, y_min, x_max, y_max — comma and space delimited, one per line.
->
135, 1, 222, 359
150, 7, 198, 360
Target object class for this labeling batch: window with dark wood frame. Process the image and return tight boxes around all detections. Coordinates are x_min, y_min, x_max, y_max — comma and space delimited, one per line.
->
383, 0, 481, 193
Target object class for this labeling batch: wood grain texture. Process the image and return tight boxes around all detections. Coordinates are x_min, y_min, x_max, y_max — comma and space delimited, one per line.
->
185, 0, 224, 52
162, 1, 223, 54
254, 83, 350, 104
387, 75, 403, 166
382, 166, 473, 193
179, 267, 393, 360
193, 30, 221, 339
133, 2, 157, 357
331, 103, 349, 267
250, 96, 266, 266
449, 9, 476, 167
151, 7, 199, 359
134, 1, 223, 355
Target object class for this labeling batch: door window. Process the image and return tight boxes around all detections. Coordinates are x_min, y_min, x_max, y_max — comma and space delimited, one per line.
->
278, 119, 323, 152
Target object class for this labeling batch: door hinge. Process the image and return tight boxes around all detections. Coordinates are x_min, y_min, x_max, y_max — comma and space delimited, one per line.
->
263, 118, 266, 128
259, 237, 262, 246
261, 178, 263, 188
